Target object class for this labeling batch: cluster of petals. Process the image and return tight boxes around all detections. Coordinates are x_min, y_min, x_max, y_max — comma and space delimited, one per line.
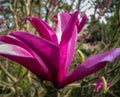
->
0, 10, 120, 89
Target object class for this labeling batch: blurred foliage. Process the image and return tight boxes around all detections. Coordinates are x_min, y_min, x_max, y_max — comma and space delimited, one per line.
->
0, 0, 120, 97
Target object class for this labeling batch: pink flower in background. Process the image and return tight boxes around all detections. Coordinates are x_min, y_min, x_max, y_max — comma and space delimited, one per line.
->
96, 5, 104, 10
0, 10, 120, 89
77, 35, 84, 41
93, 76, 111, 92
52, 0, 57, 5
0, 6, 4, 11
0, 18, 5, 24
0, 18, 5, 29
106, 0, 111, 7
96, 0, 111, 10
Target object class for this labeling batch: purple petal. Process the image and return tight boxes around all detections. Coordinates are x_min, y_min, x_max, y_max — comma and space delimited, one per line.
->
28, 17, 58, 44
55, 11, 71, 43
77, 13, 87, 33
96, 83, 103, 92
60, 48, 120, 88
93, 79, 103, 92
0, 35, 49, 72
0, 44, 50, 80
60, 10, 78, 46
0, 44, 32, 57
58, 12, 78, 82
10, 31, 60, 81
0, 35, 34, 55
56, 27, 77, 86
64, 28, 77, 73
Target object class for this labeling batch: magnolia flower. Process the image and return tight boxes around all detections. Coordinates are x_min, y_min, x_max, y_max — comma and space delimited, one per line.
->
93, 76, 111, 93
0, 6, 4, 11
52, 0, 57, 5
0, 18, 5, 24
106, 0, 111, 7
0, 10, 120, 89
96, 0, 111, 10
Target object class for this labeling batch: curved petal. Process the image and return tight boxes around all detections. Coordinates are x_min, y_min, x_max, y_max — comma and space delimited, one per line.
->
28, 17, 58, 44
0, 35, 49, 72
56, 11, 78, 83
10, 31, 60, 80
58, 27, 77, 83
77, 13, 87, 33
60, 48, 120, 88
60, 10, 78, 46
0, 44, 50, 80
64, 27, 77, 74
55, 11, 71, 43
0, 35, 35, 56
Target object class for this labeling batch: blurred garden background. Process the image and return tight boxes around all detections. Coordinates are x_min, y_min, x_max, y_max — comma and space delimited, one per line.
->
0, 0, 120, 97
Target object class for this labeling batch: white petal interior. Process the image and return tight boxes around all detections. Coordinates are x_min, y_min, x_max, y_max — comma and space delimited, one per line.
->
56, 13, 62, 44
0, 44, 32, 57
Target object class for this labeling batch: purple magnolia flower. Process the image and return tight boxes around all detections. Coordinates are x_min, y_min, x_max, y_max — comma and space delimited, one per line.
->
0, 10, 120, 89
106, 0, 111, 7
93, 76, 111, 92
0, 18, 5, 24
0, 6, 4, 11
